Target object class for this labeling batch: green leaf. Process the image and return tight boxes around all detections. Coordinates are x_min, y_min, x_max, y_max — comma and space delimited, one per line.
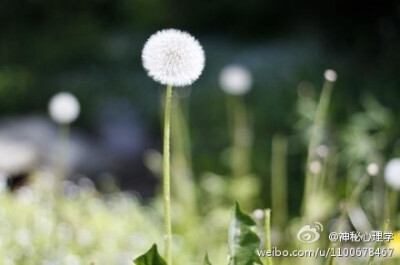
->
133, 244, 167, 265
203, 254, 212, 265
228, 202, 262, 265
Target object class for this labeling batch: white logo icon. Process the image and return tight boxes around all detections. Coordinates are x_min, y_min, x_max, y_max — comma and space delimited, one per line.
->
297, 222, 323, 243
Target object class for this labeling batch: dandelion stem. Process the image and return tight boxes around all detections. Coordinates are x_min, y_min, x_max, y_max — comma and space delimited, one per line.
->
229, 96, 251, 179
271, 134, 288, 229
264, 209, 273, 265
302, 79, 334, 219
385, 189, 398, 224
163, 84, 173, 265
57, 123, 69, 185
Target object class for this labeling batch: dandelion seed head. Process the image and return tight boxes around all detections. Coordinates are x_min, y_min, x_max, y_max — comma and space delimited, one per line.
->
384, 158, 400, 189
367, 163, 379, 176
324, 69, 337, 82
49, 92, 80, 124
142, 29, 205, 87
309, 160, 322, 174
219, 64, 253, 95
252, 209, 265, 220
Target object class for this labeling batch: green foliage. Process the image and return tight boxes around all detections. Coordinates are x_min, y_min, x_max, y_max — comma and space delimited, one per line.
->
228, 202, 262, 265
0, 175, 164, 264
203, 254, 212, 265
133, 244, 167, 265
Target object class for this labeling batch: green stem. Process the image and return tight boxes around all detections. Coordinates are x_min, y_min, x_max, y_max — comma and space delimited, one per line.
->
326, 173, 371, 265
368, 219, 389, 265
163, 84, 173, 265
230, 96, 251, 179
50, 123, 70, 251
264, 209, 274, 265
302, 79, 334, 219
57, 123, 70, 190
171, 98, 197, 216
349, 174, 371, 205
385, 189, 398, 224
271, 134, 288, 229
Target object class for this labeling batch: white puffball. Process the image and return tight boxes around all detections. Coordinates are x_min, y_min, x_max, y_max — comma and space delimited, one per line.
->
384, 158, 400, 190
309, 160, 322, 174
252, 209, 265, 220
219, 64, 253, 95
48, 92, 80, 124
324, 69, 337, 82
367, 163, 379, 176
142, 29, 205, 87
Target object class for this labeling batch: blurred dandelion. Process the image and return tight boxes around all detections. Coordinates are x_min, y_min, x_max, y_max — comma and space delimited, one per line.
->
48, 92, 80, 182
367, 162, 379, 176
142, 28, 205, 265
252, 209, 265, 220
384, 158, 400, 189
219, 64, 256, 207
384, 159, 400, 224
48, 92, 80, 125
324, 69, 337, 82
219, 64, 253, 95
309, 160, 322, 174
302, 69, 336, 219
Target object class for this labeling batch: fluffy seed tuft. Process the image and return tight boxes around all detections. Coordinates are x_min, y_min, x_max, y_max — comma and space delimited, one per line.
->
48, 92, 80, 124
219, 64, 253, 95
384, 158, 400, 189
324, 69, 337, 82
142, 29, 205, 87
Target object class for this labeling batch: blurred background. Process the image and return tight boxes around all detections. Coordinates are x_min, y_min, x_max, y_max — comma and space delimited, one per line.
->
0, 0, 399, 203
0, 0, 400, 264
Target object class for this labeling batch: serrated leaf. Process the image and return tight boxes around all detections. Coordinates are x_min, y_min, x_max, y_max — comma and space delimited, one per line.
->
133, 244, 167, 265
203, 253, 212, 265
228, 202, 262, 265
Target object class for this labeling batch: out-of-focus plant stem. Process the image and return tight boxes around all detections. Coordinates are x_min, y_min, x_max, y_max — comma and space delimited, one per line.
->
368, 219, 389, 265
271, 134, 288, 229
264, 209, 273, 265
57, 123, 69, 190
326, 173, 371, 265
171, 97, 198, 218
324, 148, 338, 189
302, 79, 334, 220
163, 84, 173, 265
226, 95, 256, 209
51, 122, 70, 252
384, 189, 398, 224
228, 96, 252, 179
349, 174, 371, 205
